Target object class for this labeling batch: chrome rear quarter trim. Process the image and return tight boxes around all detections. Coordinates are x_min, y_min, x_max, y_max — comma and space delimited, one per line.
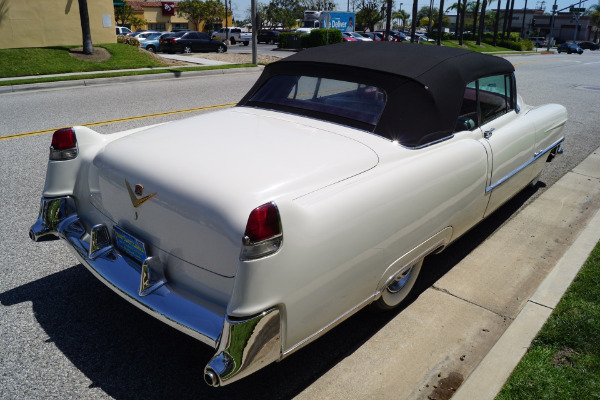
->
30, 196, 224, 347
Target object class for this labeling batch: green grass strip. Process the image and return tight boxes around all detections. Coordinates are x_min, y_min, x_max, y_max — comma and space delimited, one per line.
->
0, 64, 256, 87
496, 242, 600, 399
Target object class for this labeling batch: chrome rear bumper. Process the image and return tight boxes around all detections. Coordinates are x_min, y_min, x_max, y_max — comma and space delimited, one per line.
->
30, 196, 282, 387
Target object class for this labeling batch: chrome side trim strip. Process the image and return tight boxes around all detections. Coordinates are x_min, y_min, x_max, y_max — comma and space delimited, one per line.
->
486, 137, 565, 193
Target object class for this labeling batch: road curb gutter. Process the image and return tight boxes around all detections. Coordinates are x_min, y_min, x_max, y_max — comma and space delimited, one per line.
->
0, 66, 263, 94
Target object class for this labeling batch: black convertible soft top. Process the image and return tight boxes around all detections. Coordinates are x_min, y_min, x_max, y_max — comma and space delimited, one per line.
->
239, 42, 515, 147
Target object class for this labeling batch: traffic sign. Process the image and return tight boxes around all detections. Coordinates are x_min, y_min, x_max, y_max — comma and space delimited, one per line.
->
570, 7, 585, 12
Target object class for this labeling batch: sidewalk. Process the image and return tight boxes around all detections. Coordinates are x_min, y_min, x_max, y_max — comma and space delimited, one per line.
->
0, 55, 261, 94
294, 147, 600, 400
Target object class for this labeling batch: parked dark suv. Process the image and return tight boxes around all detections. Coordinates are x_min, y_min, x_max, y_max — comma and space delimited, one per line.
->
578, 41, 599, 50
159, 31, 227, 54
257, 31, 280, 44
556, 42, 583, 54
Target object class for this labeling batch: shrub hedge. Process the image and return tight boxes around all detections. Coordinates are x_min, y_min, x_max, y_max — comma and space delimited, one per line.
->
278, 29, 343, 49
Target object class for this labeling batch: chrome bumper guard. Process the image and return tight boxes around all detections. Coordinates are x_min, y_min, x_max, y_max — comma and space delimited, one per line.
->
30, 196, 282, 387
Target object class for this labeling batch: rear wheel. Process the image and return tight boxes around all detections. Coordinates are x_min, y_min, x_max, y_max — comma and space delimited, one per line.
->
183, 45, 192, 54
146, 45, 156, 53
374, 259, 423, 310
230, 37, 236, 45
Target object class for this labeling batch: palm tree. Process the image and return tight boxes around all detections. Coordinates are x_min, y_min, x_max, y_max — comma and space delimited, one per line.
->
591, 11, 600, 42
0, 0, 9, 25
505, 0, 515, 38
446, 2, 461, 37
458, 0, 467, 45
437, 0, 446, 45
471, 0, 481, 38
492, 0, 501, 45
476, 0, 487, 44
78, 0, 93, 54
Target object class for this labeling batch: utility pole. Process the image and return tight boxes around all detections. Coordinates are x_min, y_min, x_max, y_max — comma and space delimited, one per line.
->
546, 0, 557, 51
521, 0, 528, 38
224, 0, 229, 42
251, 0, 257, 65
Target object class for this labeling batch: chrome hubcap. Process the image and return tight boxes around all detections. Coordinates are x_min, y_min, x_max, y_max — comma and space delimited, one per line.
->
387, 266, 413, 293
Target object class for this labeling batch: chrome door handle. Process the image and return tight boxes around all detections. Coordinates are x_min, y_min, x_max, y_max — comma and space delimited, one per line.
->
484, 128, 495, 139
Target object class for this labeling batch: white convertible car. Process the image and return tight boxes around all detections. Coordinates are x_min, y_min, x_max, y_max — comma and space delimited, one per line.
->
30, 42, 566, 387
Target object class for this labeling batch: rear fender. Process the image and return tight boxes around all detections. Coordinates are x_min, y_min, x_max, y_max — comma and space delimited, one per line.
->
42, 124, 164, 198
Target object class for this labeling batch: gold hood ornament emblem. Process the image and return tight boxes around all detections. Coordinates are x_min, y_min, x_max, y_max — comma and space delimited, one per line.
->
125, 179, 157, 208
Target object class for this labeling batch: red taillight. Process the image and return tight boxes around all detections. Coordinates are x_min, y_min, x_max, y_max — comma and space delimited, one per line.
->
169, 38, 177, 43
51, 127, 76, 150
240, 202, 283, 260
244, 203, 281, 243
49, 127, 78, 161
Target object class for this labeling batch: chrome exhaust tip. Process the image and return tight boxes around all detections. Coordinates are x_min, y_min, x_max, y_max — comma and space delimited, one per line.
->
204, 368, 220, 387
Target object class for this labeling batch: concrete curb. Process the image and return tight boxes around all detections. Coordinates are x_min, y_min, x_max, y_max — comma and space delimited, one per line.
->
453, 149, 600, 399
0, 66, 263, 94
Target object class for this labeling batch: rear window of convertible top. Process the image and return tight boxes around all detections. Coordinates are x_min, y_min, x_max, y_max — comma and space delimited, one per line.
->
248, 75, 387, 126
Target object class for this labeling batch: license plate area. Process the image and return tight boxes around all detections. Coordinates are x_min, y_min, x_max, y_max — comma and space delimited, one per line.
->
114, 225, 147, 264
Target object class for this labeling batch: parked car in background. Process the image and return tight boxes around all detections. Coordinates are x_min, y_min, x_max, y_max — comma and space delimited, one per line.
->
376, 30, 409, 41
115, 26, 132, 35
131, 31, 160, 40
360, 32, 383, 41
138, 32, 164, 53
413, 32, 433, 42
577, 41, 599, 50
159, 31, 227, 53
30, 42, 566, 388
212, 27, 251, 45
257, 30, 280, 44
557, 42, 583, 54
342, 32, 357, 41
529, 36, 547, 48
348, 31, 372, 41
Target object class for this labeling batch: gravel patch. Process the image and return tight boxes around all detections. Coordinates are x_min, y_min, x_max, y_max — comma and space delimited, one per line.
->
186, 52, 284, 64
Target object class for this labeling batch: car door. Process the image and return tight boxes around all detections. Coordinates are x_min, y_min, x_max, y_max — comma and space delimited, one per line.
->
478, 74, 535, 217
196, 32, 212, 51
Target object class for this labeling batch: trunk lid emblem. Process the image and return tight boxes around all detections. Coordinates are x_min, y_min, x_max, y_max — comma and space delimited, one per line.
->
125, 179, 157, 208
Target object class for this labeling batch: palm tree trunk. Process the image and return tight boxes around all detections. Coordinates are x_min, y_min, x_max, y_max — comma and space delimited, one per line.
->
477, 0, 487, 44
437, 0, 445, 45
506, 0, 516, 38
502, 0, 510, 38
493, 0, 501, 45
454, 2, 462, 37
520, 0, 528, 38
78, 0, 93, 54
411, 0, 418, 43
472, 0, 481, 38
459, 0, 467, 45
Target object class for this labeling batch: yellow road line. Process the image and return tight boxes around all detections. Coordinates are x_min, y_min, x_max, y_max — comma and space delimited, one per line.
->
513, 57, 581, 66
1, 102, 237, 141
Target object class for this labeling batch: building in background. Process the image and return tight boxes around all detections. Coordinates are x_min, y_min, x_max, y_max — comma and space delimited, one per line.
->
124, 1, 232, 33
0, 0, 116, 49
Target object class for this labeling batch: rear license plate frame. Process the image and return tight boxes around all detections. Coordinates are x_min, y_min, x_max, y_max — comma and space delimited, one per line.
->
114, 225, 147, 264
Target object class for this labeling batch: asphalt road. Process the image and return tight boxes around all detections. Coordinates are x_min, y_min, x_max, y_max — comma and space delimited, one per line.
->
1, 50, 599, 399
